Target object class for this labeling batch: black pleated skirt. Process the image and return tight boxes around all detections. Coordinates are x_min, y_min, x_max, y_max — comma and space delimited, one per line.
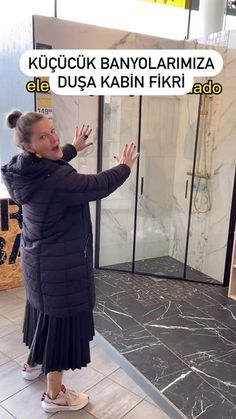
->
22, 300, 95, 375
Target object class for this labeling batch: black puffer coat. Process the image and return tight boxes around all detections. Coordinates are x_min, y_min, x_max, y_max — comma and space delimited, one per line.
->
1, 145, 130, 318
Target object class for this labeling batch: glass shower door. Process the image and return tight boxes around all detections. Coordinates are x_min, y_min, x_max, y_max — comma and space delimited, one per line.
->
98, 96, 139, 270
134, 95, 200, 279
186, 94, 236, 284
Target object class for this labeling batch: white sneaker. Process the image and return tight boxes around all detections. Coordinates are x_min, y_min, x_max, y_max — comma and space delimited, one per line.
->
22, 363, 43, 380
41, 385, 89, 413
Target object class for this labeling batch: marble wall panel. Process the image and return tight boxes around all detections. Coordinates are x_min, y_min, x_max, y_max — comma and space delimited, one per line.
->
168, 94, 200, 263
169, 33, 236, 283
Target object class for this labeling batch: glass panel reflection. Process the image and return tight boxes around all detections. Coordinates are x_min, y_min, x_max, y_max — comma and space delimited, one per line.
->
134, 95, 199, 278
99, 96, 139, 270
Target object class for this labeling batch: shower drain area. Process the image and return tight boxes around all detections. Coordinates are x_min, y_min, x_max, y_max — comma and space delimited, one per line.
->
102, 255, 219, 284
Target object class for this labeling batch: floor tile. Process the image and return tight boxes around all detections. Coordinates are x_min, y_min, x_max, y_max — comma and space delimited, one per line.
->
0, 316, 20, 338
157, 369, 236, 419
124, 341, 188, 386
103, 257, 219, 285
0, 360, 32, 402
108, 368, 146, 398
94, 275, 124, 298
0, 329, 28, 359
0, 406, 15, 418
3, 306, 25, 325
182, 289, 223, 309
108, 290, 154, 321
95, 297, 143, 331
193, 289, 229, 306
62, 366, 105, 393
94, 269, 236, 418
193, 350, 236, 406
94, 313, 157, 354
192, 283, 229, 302
145, 395, 159, 406
6, 287, 26, 300
89, 339, 97, 349
229, 326, 236, 334
200, 303, 236, 329
1, 380, 49, 419
85, 377, 142, 419
89, 345, 119, 376
110, 295, 214, 325
14, 353, 28, 367
0, 352, 11, 367
144, 314, 236, 367
0, 292, 25, 315
142, 299, 216, 325
52, 411, 96, 419
3, 274, 236, 419
153, 367, 192, 391
0, 290, 19, 300
122, 399, 170, 419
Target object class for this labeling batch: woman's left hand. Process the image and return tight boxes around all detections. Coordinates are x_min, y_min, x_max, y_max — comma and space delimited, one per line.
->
72, 124, 93, 152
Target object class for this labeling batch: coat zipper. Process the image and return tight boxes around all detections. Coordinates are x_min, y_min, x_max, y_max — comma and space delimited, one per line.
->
84, 234, 90, 258
84, 234, 93, 310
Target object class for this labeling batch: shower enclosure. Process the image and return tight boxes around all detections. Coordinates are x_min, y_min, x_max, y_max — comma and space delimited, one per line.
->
95, 94, 235, 285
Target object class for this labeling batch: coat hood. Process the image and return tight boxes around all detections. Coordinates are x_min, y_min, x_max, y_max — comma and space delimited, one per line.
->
1, 152, 61, 205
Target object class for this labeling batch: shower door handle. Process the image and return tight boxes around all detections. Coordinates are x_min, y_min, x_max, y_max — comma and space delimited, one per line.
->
140, 177, 144, 195
185, 179, 189, 199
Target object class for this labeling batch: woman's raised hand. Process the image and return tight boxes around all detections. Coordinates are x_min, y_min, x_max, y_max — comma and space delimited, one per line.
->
113, 143, 139, 169
72, 124, 93, 152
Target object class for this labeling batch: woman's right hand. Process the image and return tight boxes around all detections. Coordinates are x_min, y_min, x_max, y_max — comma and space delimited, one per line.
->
113, 143, 139, 169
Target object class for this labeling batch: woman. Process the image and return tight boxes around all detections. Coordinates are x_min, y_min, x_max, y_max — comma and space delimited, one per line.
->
1, 109, 138, 413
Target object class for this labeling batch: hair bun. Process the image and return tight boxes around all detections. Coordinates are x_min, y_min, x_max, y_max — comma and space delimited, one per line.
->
6, 109, 23, 129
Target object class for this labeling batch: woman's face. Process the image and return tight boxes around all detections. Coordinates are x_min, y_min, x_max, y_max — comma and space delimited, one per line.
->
24, 117, 63, 160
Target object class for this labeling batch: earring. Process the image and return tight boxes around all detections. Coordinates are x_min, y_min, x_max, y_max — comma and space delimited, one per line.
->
35, 153, 43, 158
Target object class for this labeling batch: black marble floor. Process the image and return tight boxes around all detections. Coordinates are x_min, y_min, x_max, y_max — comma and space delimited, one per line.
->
102, 255, 219, 284
93, 270, 236, 419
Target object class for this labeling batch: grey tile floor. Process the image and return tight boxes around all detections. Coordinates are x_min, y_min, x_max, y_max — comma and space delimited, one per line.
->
0, 287, 169, 419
